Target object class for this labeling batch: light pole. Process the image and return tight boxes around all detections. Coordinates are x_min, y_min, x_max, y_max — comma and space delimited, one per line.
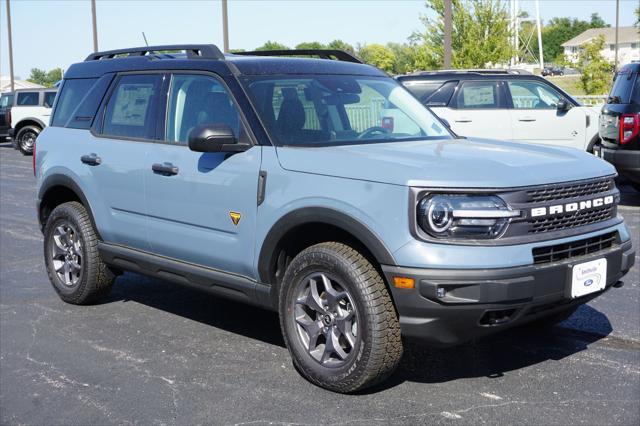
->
614, 0, 620, 72
221, 0, 229, 53
91, 0, 98, 52
5, 0, 15, 92
443, 0, 452, 69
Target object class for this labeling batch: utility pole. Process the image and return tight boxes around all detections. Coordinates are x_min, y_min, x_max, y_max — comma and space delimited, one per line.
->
221, 0, 229, 53
535, 0, 544, 70
5, 0, 15, 92
91, 0, 98, 52
443, 0, 452, 69
614, 0, 620, 72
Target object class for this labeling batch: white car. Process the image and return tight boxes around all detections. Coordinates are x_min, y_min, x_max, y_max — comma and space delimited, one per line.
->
10, 88, 57, 155
397, 70, 601, 152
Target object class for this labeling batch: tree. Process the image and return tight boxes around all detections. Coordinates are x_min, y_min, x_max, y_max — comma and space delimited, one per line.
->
577, 35, 613, 95
254, 41, 289, 51
27, 68, 63, 87
636, 6, 640, 28
327, 39, 355, 54
295, 41, 326, 50
386, 42, 417, 74
357, 44, 396, 72
541, 13, 609, 64
411, 0, 513, 69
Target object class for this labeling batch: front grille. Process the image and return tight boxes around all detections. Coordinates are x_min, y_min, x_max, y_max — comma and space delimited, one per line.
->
526, 178, 614, 203
532, 232, 617, 264
528, 205, 615, 234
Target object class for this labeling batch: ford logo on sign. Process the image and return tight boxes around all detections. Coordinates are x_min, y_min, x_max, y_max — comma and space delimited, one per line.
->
584, 279, 594, 287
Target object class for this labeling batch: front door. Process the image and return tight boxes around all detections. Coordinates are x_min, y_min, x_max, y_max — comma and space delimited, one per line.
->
144, 73, 262, 278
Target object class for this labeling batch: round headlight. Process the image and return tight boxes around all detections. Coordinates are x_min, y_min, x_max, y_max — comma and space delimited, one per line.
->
426, 199, 453, 233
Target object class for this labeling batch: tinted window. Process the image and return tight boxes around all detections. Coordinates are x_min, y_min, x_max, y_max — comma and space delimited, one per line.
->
43, 92, 57, 108
456, 81, 499, 108
0, 94, 12, 108
424, 81, 457, 106
402, 81, 444, 101
507, 80, 561, 109
609, 69, 637, 104
51, 79, 97, 127
166, 74, 241, 144
102, 74, 162, 139
16, 92, 39, 106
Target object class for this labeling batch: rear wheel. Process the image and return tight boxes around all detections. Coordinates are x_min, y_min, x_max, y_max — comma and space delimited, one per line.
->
43, 201, 114, 304
279, 242, 402, 393
16, 125, 40, 155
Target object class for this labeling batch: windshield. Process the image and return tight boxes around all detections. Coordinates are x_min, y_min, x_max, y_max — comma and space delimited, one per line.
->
243, 75, 451, 146
609, 68, 638, 104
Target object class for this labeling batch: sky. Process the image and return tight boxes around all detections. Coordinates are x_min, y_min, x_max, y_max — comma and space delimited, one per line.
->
1, 0, 638, 79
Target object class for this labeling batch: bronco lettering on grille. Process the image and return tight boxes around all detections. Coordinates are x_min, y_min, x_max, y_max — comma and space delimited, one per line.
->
530, 195, 615, 218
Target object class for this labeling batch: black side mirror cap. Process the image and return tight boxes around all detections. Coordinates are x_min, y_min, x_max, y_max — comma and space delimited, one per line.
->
556, 98, 572, 111
188, 124, 249, 153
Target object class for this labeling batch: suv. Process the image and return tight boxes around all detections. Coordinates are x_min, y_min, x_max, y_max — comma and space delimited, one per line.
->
541, 66, 564, 76
599, 63, 640, 190
397, 70, 601, 152
0, 92, 13, 141
36, 45, 634, 393
9, 87, 57, 155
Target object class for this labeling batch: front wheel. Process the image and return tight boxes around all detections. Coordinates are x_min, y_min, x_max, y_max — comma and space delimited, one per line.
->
279, 242, 402, 393
16, 125, 40, 155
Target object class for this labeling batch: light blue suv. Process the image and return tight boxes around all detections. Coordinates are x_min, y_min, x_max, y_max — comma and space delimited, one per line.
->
36, 45, 635, 393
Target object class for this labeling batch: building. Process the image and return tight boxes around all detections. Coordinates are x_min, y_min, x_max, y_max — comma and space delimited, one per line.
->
562, 27, 639, 64
0, 76, 45, 93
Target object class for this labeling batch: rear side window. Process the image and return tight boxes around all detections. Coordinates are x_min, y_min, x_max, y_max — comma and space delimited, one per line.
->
609, 69, 638, 104
43, 92, 56, 108
402, 81, 444, 102
51, 79, 97, 127
102, 74, 163, 139
455, 81, 501, 109
424, 81, 457, 106
0, 95, 12, 108
16, 92, 39, 106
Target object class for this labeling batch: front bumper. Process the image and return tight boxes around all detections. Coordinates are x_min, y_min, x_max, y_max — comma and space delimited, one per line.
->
601, 146, 640, 184
382, 239, 634, 346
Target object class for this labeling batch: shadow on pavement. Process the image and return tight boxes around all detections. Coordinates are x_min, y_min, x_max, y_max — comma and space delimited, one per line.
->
103, 272, 612, 393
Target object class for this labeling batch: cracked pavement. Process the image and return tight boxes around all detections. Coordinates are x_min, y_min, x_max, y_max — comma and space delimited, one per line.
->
0, 142, 638, 425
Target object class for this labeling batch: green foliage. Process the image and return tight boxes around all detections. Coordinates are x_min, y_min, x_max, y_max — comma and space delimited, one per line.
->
541, 13, 608, 63
327, 39, 355, 54
27, 68, 63, 88
254, 41, 289, 51
229, 48, 246, 53
357, 44, 396, 73
636, 6, 640, 28
384, 43, 418, 74
411, 0, 513, 69
576, 35, 613, 95
295, 41, 326, 50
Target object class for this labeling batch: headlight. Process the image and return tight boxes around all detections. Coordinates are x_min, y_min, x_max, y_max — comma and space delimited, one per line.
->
417, 194, 521, 239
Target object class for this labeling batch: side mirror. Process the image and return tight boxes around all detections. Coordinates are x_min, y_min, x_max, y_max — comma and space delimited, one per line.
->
188, 124, 248, 153
556, 98, 572, 112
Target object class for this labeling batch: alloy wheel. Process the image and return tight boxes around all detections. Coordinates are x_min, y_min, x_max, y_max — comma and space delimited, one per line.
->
51, 223, 83, 286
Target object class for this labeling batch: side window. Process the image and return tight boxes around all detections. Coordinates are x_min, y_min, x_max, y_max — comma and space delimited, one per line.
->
166, 74, 241, 144
424, 81, 458, 106
455, 81, 500, 109
402, 81, 444, 102
0, 95, 11, 108
272, 83, 321, 131
16, 92, 39, 106
102, 74, 162, 139
51, 79, 97, 127
43, 92, 57, 108
508, 80, 561, 109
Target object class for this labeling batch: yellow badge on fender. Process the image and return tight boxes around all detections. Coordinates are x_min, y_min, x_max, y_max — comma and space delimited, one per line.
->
229, 211, 242, 226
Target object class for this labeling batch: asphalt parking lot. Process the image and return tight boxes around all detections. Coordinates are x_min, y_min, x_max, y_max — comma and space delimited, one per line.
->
0, 142, 638, 425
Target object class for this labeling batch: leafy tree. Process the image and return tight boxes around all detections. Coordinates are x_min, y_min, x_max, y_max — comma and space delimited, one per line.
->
577, 35, 613, 95
254, 41, 289, 51
386, 42, 417, 74
636, 6, 640, 28
27, 68, 63, 87
229, 48, 246, 53
411, 0, 513, 69
357, 44, 396, 72
589, 13, 608, 28
541, 13, 609, 64
295, 41, 326, 50
327, 39, 355, 54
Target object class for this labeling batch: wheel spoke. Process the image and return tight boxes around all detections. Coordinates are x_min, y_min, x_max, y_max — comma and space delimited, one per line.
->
63, 262, 72, 285
53, 259, 65, 272
295, 315, 322, 349
321, 274, 346, 309
52, 235, 67, 255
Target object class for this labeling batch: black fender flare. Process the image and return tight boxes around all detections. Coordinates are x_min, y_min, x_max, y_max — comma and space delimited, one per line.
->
257, 207, 396, 283
587, 133, 601, 153
37, 174, 99, 236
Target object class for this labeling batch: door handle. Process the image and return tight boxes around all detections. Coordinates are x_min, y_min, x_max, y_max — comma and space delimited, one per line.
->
518, 117, 537, 122
152, 163, 179, 176
454, 117, 472, 123
80, 154, 102, 166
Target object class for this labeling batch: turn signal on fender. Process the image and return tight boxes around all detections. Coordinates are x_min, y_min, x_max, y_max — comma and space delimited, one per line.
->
393, 277, 415, 289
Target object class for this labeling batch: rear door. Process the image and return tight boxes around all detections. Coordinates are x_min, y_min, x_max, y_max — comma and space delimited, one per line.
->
506, 79, 586, 150
430, 80, 513, 140
144, 72, 262, 278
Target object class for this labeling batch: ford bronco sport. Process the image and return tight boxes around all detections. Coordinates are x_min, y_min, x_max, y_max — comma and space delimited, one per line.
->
36, 45, 635, 393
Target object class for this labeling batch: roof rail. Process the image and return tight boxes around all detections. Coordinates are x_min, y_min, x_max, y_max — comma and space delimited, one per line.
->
85, 44, 225, 61
411, 68, 532, 76
240, 49, 363, 64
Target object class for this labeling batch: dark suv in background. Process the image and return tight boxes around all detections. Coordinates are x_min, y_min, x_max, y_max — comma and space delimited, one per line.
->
0, 92, 13, 141
599, 63, 640, 191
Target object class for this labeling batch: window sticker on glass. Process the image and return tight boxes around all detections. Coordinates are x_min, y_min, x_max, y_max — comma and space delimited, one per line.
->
111, 84, 154, 126
463, 86, 494, 107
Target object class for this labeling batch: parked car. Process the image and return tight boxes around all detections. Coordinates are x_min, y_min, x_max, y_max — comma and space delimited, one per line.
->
598, 63, 640, 190
541, 66, 565, 76
35, 45, 634, 393
397, 70, 602, 152
9, 88, 57, 155
0, 92, 13, 141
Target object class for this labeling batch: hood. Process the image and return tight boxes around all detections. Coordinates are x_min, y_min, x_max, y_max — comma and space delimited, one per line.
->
276, 138, 616, 188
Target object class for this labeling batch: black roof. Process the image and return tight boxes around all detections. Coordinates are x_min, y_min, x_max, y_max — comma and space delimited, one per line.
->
396, 69, 541, 82
65, 44, 385, 79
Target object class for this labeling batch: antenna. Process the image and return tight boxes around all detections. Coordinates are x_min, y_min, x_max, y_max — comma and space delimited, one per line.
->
142, 32, 149, 47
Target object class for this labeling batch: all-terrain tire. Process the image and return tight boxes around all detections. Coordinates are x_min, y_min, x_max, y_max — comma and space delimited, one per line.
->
43, 201, 114, 304
279, 242, 402, 393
